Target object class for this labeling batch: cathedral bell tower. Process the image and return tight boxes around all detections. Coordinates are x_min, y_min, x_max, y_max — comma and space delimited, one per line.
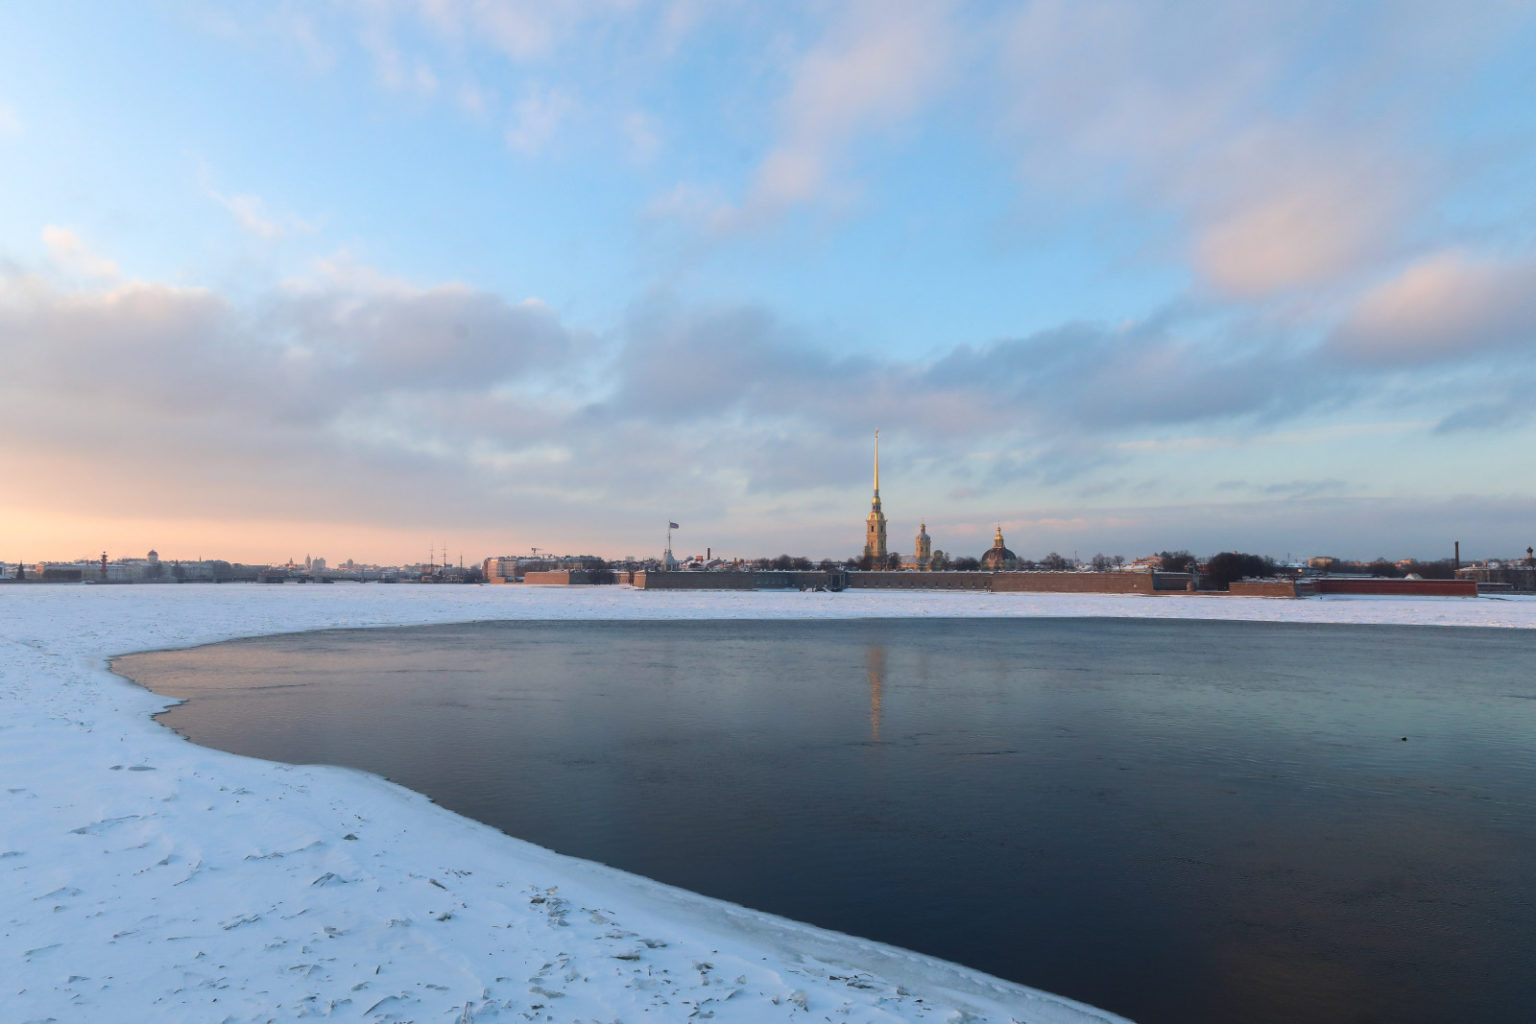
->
863, 430, 888, 567
915, 521, 931, 571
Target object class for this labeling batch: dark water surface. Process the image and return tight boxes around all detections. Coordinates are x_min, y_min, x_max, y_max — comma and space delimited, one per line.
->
116, 618, 1536, 1024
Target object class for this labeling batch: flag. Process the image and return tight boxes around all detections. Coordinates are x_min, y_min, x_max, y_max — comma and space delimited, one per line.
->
669, 522, 680, 530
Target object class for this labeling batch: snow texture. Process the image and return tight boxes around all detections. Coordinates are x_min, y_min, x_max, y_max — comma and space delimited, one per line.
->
4, 585, 1533, 1024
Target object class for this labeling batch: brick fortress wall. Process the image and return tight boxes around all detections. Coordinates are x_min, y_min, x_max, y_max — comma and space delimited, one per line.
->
633, 570, 1161, 593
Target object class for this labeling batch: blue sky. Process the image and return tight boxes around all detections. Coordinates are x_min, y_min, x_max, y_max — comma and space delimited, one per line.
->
2, 1, 1534, 565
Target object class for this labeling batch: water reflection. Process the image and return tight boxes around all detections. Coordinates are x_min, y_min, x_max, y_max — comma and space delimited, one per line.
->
866, 644, 884, 741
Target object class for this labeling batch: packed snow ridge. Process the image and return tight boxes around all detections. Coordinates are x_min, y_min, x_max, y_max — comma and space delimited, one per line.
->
6, 586, 1533, 1024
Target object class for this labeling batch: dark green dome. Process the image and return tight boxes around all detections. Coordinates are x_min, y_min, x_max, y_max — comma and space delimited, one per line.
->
980, 525, 1015, 569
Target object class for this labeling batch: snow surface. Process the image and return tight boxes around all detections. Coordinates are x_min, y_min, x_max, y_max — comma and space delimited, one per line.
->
5, 586, 1534, 1024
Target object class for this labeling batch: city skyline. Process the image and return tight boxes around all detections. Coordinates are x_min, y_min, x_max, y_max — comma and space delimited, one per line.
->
10, 519, 1528, 572
3, 4, 1534, 564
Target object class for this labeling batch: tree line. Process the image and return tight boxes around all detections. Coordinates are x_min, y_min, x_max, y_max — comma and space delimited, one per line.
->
636, 549, 1459, 591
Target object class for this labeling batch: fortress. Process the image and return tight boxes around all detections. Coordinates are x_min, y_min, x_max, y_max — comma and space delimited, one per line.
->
630, 431, 1169, 591
621, 432, 1471, 597
862, 429, 1010, 572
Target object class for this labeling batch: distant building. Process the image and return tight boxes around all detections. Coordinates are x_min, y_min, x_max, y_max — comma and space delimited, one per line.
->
979, 525, 1017, 570
863, 430, 888, 566
1455, 548, 1536, 591
483, 556, 518, 583
914, 521, 931, 571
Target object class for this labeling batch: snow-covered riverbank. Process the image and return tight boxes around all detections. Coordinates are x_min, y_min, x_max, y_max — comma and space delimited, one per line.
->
6, 586, 1533, 1023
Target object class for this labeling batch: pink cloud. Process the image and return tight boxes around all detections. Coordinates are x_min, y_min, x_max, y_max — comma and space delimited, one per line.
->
1190, 132, 1411, 296
41, 226, 120, 280
740, 0, 956, 220
999, 0, 1523, 298
1329, 249, 1536, 365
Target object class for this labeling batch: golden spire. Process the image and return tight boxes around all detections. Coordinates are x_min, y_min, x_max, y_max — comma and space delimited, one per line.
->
873, 428, 880, 496
864, 428, 888, 564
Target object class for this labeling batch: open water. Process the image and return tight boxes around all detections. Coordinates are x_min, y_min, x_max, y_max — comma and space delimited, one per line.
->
116, 617, 1536, 1024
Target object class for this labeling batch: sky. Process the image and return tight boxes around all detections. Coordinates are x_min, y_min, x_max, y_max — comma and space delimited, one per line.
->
2, 1, 1534, 566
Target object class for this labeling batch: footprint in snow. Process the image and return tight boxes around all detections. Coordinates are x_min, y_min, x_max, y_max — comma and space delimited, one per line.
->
311, 872, 353, 887
36, 886, 82, 901
70, 814, 145, 835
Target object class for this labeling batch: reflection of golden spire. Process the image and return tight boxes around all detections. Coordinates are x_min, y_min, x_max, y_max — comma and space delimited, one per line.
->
866, 645, 885, 742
